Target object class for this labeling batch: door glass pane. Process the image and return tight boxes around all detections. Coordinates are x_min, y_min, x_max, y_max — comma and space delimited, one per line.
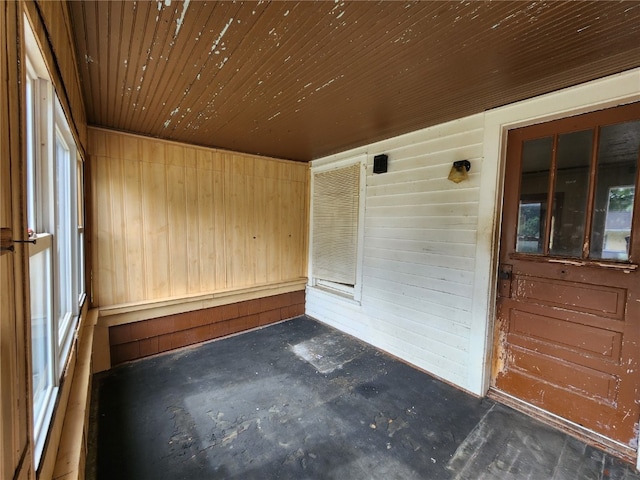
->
517, 137, 553, 254
549, 130, 593, 257
589, 121, 640, 261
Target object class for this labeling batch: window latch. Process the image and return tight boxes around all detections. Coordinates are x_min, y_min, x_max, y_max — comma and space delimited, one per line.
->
1, 227, 37, 254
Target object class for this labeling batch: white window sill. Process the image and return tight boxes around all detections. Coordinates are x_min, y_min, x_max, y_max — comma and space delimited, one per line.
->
309, 283, 362, 306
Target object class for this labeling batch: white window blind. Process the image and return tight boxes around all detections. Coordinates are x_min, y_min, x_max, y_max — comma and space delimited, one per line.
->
312, 163, 360, 286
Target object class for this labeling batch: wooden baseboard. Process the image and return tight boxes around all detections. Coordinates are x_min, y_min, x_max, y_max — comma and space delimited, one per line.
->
98, 279, 307, 327
107, 290, 305, 366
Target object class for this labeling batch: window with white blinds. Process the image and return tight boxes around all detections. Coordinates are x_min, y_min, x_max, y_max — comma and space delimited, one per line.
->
312, 163, 361, 287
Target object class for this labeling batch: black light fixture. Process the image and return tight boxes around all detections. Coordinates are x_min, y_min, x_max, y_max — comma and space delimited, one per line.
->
448, 160, 471, 183
373, 154, 388, 174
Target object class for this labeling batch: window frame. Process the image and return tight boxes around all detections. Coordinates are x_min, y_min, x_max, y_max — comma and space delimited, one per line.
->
511, 117, 640, 266
309, 154, 366, 302
53, 99, 80, 374
24, 16, 85, 468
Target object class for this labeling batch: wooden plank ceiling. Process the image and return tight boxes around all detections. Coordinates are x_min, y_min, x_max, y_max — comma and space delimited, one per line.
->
69, 1, 640, 162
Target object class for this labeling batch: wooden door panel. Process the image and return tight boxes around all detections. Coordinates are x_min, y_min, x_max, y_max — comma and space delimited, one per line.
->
508, 308, 623, 361
512, 275, 625, 318
504, 346, 619, 402
499, 369, 627, 441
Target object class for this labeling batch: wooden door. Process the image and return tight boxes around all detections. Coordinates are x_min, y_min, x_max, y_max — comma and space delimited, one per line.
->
492, 102, 640, 457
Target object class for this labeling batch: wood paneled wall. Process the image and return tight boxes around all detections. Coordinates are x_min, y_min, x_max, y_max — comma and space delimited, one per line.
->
1, 4, 31, 479
89, 128, 308, 308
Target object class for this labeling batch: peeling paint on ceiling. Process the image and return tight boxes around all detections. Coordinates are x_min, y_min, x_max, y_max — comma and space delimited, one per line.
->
70, 1, 640, 161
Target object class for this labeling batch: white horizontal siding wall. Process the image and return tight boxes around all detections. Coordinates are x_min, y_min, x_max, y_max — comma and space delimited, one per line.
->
308, 113, 485, 390
308, 68, 640, 403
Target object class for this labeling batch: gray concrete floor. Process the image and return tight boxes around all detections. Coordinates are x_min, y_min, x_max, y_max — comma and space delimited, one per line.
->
89, 316, 640, 479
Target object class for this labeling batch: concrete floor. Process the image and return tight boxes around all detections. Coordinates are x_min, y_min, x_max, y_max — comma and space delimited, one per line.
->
89, 316, 640, 479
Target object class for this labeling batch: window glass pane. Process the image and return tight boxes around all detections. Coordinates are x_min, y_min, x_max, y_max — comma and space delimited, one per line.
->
516, 137, 553, 254
78, 231, 85, 302
55, 132, 73, 342
549, 130, 593, 257
26, 75, 36, 231
589, 121, 640, 261
29, 244, 53, 435
77, 156, 85, 300
77, 156, 84, 229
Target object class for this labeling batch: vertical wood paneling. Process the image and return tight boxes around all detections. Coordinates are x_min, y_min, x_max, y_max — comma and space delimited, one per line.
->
195, 150, 216, 291
253, 172, 268, 285
285, 178, 307, 279
109, 155, 129, 304
166, 145, 187, 297
122, 156, 145, 301
141, 150, 171, 300
89, 128, 308, 307
213, 161, 227, 290
224, 154, 247, 289
94, 155, 113, 306
266, 176, 281, 283
1, 3, 32, 477
185, 160, 200, 292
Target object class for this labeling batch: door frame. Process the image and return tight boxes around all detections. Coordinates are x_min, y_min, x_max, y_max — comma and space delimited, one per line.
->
473, 69, 640, 468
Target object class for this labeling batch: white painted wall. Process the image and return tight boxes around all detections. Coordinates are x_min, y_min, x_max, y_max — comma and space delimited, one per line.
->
308, 114, 485, 391
307, 69, 640, 424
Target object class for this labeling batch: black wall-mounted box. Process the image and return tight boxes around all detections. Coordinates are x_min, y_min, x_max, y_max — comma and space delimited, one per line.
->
373, 154, 388, 174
